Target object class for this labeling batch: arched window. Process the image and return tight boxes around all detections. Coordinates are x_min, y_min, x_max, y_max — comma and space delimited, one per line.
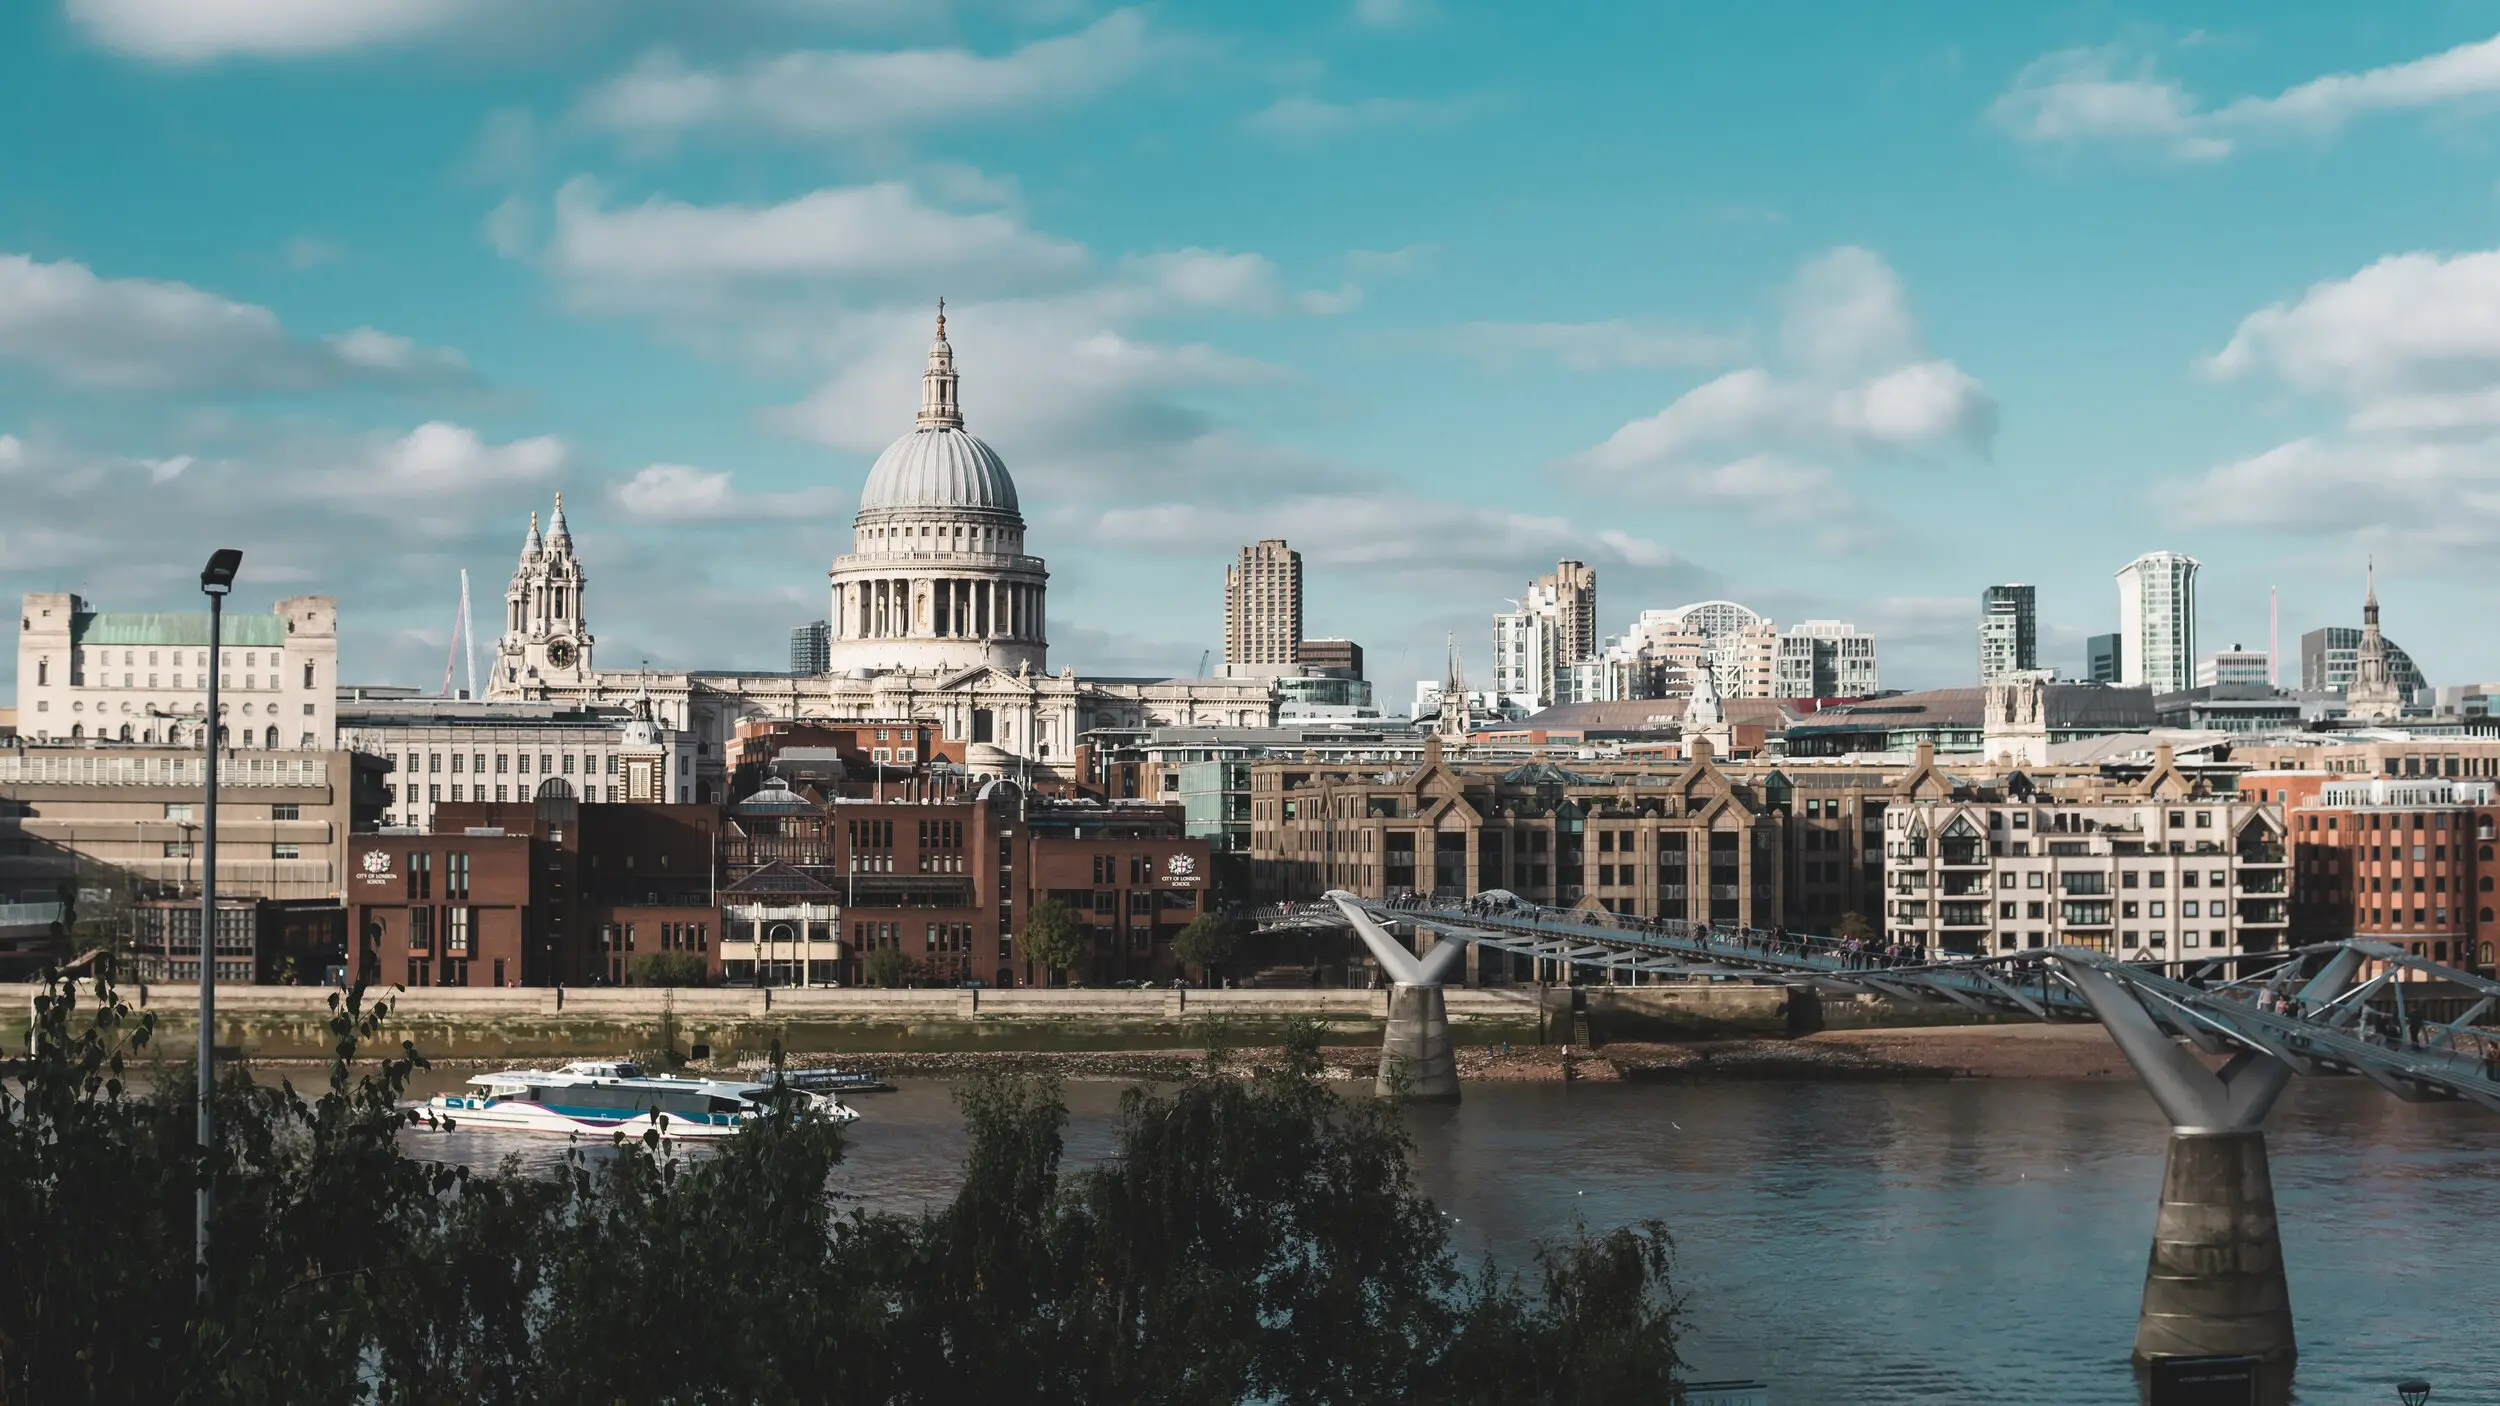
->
118, 724, 132, 741
216, 725, 230, 746
265, 725, 279, 749
69, 724, 82, 739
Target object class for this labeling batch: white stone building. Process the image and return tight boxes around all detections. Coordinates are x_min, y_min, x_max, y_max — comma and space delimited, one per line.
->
485, 311, 1274, 800
340, 693, 695, 832
1883, 750, 2289, 961
17, 593, 338, 749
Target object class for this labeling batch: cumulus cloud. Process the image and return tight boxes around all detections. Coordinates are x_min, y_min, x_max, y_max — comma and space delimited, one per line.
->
577, 10, 1159, 143
2164, 245, 2500, 554
614, 463, 846, 521
68, 0, 480, 62
2207, 250, 2500, 428
0, 252, 466, 392
348, 422, 569, 498
1450, 320, 1742, 372
1568, 248, 1994, 517
543, 177, 1089, 304
1991, 31, 2500, 161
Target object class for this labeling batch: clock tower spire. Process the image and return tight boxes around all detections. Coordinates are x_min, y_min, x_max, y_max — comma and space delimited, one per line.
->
488, 494, 596, 699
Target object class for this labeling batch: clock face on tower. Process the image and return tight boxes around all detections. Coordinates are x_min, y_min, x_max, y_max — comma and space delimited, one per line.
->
546, 638, 577, 670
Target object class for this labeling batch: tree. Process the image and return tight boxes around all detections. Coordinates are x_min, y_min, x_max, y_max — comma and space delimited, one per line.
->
628, 950, 709, 987
1835, 910, 1873, 943
0, 977, 1690, 1404
1170, 912, 1240, 985
863, 945, 915, 989
1018, 898, 1086, 986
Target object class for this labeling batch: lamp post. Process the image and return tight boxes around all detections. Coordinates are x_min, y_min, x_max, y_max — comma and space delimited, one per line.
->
193, 547, 241, 1304
2398, 1380, 2432, 1406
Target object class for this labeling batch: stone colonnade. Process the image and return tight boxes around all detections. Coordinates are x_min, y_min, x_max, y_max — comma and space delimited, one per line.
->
836, 577, 1044, 643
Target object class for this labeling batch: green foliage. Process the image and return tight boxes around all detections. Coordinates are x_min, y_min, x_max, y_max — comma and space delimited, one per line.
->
863, 944, 916, 989
627, 950, 709, 987
1018, 897, 1087, 979
0, 978, 1686, 1405
1170, 912, 1240, 979
1835, 910, 1873, 942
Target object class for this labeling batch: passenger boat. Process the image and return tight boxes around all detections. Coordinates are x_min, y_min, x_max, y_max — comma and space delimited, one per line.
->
414, 1060, 861, 1141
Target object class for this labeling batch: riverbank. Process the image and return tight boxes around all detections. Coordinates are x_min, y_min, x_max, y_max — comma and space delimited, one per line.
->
8, 980, 2000, 1061
697, 1021, 2139, 1085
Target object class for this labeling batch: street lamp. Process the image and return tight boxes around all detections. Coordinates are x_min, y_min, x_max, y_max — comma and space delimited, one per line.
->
194, 546, 239, 1304
2398, 1380, 2432, 1406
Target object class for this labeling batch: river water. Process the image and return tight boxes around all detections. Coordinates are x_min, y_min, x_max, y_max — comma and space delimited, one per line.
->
399, 1074, 2500, 1404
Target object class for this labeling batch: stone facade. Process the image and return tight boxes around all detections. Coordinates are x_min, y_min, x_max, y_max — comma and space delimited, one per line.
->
17, 592, 338, 749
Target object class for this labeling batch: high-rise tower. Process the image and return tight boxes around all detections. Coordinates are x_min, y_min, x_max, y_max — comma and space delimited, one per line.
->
1224, 539, 1303, 675
2115, 551, 2198, 695
1978, 584, 2037, 684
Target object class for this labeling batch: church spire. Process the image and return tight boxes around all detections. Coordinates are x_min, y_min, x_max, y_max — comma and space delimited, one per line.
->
1437, 633, 1470, 741
547, 491, 573, 553
918, 298, 963, 430
2363, 556, 2378, 627
520, 509, 543, 563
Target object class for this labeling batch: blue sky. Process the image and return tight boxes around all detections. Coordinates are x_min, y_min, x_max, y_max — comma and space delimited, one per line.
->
5, 1, 2499, 700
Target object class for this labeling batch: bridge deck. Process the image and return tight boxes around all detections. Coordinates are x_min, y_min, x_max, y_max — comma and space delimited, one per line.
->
1323, 893, 2500, 1115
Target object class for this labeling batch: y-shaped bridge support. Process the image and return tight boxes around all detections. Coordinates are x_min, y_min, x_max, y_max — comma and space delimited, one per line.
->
2057, 948, 2362, 1406
1331, 892, 1467, 1101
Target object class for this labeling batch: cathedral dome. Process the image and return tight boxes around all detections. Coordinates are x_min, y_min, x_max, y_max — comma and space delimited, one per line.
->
856, 302, 1021, 519
859, 427, 1018, 515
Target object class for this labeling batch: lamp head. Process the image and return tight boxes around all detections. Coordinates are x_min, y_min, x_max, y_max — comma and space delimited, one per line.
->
2399, 1381, 2432, 1406
200, 548, 243, 595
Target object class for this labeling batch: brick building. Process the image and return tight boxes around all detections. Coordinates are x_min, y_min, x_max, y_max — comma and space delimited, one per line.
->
126, 897, 345, 985
2276, 775, 2497, 974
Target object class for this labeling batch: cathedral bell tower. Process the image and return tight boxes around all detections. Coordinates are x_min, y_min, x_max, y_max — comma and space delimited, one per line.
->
490, 494, 595, 699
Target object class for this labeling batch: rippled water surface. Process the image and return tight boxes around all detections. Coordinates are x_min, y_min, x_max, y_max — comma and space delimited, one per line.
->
401, 1074, 2500, 1404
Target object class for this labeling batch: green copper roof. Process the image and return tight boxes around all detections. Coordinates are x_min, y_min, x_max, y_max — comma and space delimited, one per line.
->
70, 611, 289, 648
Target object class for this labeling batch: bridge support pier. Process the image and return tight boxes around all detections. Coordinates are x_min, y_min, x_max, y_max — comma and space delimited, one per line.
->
1330, 892, 1470, 1104
2056, 948, 2361, 1406
1378, 982, 1459, 1101
2136, 1130, 2293, 1403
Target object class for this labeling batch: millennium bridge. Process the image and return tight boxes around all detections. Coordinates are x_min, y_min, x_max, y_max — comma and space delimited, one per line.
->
1280, 890, 2500, 1403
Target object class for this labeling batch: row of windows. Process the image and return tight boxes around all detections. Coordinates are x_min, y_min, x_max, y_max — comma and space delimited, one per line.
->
388, 783, 621, 806
400, 751, 609, 776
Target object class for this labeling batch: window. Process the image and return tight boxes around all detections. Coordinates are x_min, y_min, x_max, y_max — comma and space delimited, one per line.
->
162, 840, 193, 858
273, 842, 300, 859
2149, 901, 2166, 918
164, 803, 195, 821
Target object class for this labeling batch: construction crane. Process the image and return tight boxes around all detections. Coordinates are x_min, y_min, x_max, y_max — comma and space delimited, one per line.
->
1199, 649, 1210, 678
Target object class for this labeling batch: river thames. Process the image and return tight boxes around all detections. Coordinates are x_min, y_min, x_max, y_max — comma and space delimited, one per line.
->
406, 1074, 2499, 1403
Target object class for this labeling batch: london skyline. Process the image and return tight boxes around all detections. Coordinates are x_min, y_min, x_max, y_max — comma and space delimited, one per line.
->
2, 2, 2493, 697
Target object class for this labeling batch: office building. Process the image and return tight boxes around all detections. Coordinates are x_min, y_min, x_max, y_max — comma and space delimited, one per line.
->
1296, 638, 1364, 680
2085, 633, 2121, 685
2116, 551, 2199, 694
790, 620, 831, 676
1978, 585, 2037, 684
1224, 538, 1303, 675
17, 592, 339, 749
1775, 620, 1881, 700
2194, 646, 2271, 691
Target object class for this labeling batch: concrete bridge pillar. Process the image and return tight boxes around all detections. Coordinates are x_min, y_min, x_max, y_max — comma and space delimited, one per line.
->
2135, 1130, 2293, 1403
1377, 982, 1459, 1101
2055, 947, 2361, 1406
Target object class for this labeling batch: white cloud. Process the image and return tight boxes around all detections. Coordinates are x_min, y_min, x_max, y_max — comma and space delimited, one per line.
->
1991, 31, 2500, 161
1451, 320, 1742, 372
349, 422, 568, 499
544, 177, 1088, 299
0, 252, 465, 391
576, 10, 1159, 143
614, 463, 846, 521
1568, 248, 1994, 517
1244, 93, 1481, 140
0, 434, 21, 470
2208, 250, 2500, 427
68, 0, 478, 62
2165, 244, 2500, 555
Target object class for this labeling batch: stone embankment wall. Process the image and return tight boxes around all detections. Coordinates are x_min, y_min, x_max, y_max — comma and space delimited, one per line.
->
1, 981, 1989, 1062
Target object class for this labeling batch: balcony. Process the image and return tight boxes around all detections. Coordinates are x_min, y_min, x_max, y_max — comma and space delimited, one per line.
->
2059, 901, 2113, 927
2237, 874, 2286, 894
1939, 844, 1987, 867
